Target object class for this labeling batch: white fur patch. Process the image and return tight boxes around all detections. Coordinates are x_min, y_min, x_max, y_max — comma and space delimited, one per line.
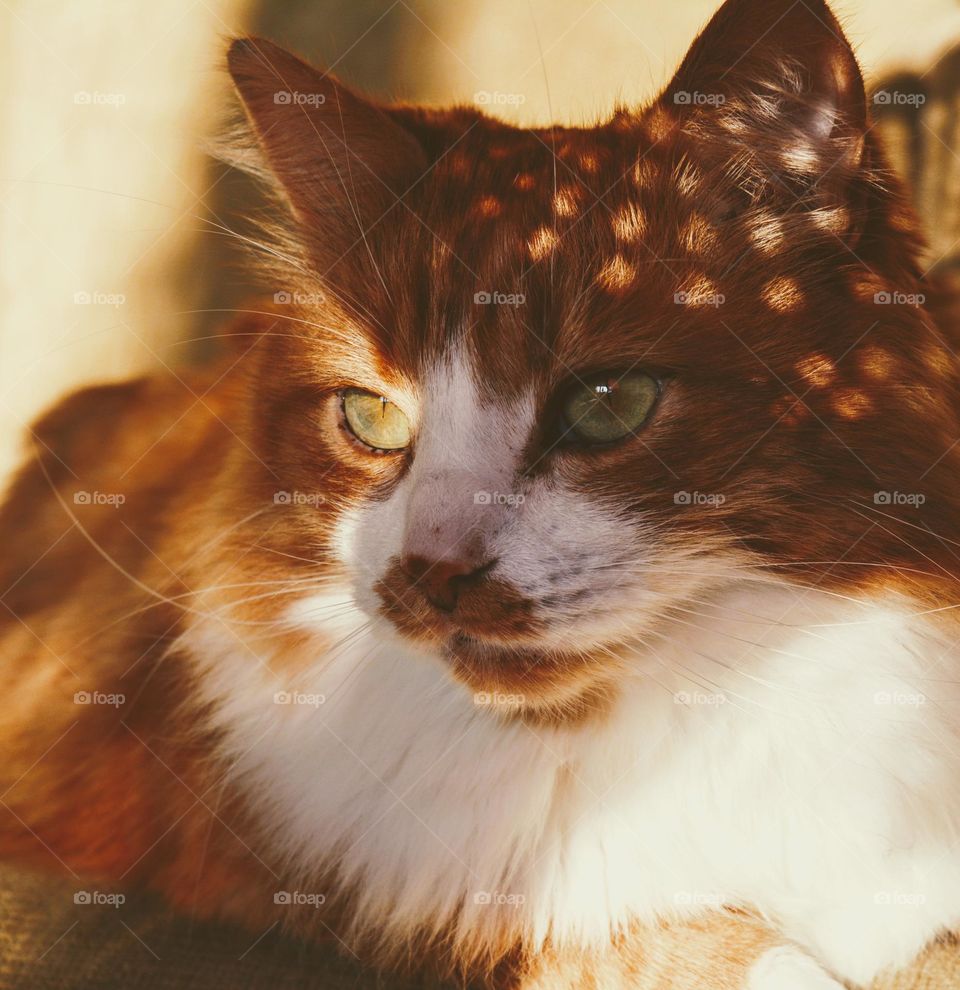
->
183, 582, 960, 983
178, 346, 960, 983
345, 351, 710, 652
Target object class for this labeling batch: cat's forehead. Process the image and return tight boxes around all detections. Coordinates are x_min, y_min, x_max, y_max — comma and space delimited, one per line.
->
378, 112, 688, 394
433, 117, 635, 198
419, 113, 662, 254
357, 105, 869, 401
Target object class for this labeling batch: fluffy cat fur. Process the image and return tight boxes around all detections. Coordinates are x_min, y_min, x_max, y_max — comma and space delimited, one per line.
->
3, 0, 960, 987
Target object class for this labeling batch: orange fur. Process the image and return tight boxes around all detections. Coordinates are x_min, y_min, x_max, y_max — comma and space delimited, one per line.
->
1, 0, 959, 986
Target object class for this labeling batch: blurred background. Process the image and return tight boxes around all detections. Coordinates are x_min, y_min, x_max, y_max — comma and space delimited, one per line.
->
1, 0, 959, 486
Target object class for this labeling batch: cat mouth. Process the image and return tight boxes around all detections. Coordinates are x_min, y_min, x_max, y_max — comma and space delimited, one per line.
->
438, 632, 616, 721
373, 562, 617, 718
374, 563, 545, 646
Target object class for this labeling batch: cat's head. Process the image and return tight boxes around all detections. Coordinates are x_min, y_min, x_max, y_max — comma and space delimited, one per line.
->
225, 0, 959, 718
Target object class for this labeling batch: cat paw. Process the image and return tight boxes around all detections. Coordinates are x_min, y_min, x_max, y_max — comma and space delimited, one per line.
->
747, 947, 845, 990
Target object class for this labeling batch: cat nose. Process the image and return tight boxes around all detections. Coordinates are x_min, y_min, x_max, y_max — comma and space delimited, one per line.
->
401, 555, 492, 612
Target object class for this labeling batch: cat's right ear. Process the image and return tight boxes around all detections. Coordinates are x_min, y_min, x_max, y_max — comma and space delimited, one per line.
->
227, 38, 427, 265
657, 0, 868, 238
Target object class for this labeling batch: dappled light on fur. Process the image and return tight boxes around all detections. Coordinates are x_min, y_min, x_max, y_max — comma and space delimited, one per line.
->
472, 195, 503, 219
578, 151, 600, 174
748, 212, 786, 253
552, 187, 581, 218
611, 205, 647, 243
675, 273, 721, 307
680, 213, 719, 256
3, 2, 960, 989
631, 158, 658, 189
831, 387, 874, 420
858, 345, 897, 383
762, 276, 805, 313
796, 353, 838, 389
514, 171, 536, 191
526, 225, 558, 260
596, 254, 639, 293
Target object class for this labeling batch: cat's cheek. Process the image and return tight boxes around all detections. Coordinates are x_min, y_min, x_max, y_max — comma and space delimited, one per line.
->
332, 493, 409, 618
485, 482, 639, 595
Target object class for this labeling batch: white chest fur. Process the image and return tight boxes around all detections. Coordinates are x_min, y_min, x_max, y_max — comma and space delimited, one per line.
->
186, 584, 960, 984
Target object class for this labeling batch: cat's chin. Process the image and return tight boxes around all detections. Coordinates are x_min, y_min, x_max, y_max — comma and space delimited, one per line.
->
438, 633, 618, 725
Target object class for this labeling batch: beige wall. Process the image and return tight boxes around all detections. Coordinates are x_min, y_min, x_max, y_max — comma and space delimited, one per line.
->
409, 0, 960, 123
2, 0, 958, 484
0, 0, 250, 481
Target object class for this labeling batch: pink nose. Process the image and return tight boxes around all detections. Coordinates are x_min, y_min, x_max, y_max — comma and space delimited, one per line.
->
401, 555, 489, 612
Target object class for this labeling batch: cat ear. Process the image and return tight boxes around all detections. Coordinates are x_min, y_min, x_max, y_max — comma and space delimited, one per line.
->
227, 38, 427, 264
660, 0, 867, 219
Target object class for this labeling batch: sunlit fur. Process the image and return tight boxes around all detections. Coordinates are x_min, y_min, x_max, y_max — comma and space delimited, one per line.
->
3, 1, 960, 987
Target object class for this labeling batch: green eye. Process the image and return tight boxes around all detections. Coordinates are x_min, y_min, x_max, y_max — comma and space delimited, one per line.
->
561, 372, 660, 445
342, 390, 411, 451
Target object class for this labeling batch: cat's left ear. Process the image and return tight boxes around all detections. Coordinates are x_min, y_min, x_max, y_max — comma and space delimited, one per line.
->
659, 0, 868, 228
227, 38, 427, 267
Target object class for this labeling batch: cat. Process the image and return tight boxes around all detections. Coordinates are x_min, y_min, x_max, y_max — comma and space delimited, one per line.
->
2, 0, 960, 987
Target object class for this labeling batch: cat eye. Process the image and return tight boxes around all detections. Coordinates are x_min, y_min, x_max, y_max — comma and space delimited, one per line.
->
341, 389, 411, 451
560, 372, 660, 445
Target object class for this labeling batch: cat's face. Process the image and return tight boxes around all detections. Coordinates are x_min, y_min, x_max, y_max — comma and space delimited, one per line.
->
229, 0, 956, 716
